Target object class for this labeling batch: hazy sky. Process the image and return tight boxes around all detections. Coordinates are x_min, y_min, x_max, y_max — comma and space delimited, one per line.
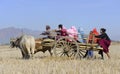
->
0, 0, 120, 40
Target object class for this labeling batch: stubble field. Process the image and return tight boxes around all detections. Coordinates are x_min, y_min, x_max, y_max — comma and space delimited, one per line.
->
0, 42, 120, 74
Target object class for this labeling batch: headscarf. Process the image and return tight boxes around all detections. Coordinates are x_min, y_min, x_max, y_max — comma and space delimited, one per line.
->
71, 26, 78, 34
67, 26, 78, 40
88, 28, 99, 43
92, 28, 99, 35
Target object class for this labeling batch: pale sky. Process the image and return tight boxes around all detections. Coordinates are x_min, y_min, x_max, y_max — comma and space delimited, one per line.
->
0, 0, 120, 40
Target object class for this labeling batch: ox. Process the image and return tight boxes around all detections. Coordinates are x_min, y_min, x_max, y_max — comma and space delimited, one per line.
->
10, 37, 53, 59
10, 35, 35, 59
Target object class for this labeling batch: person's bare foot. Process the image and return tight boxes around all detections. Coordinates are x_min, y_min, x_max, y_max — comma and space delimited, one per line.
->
106, 53, 110, 59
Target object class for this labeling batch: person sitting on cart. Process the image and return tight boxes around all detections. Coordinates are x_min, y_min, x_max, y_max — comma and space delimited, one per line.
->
95, 28, 111, 59
41, 25, 56, 39
67, 26, 79, 41
55, 24, 68, 39
78, 27, 86, 43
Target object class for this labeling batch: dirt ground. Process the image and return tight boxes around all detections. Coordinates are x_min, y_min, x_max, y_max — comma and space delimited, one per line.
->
0, 42, 120, 74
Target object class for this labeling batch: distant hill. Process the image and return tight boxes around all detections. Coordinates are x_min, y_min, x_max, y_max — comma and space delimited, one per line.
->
0, 27, 42, 44
0, 27, 119, 44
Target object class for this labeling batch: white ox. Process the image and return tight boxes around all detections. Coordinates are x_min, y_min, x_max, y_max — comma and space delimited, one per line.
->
10, 35, 35, 59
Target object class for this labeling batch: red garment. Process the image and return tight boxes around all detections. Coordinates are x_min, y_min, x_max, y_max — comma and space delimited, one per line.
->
92, 28, 99, 35
88, 33, 94, 43
88, 28, 99, 43
98, 39, 111, 53
61, 29, 68, 36
92, 28, 99, 43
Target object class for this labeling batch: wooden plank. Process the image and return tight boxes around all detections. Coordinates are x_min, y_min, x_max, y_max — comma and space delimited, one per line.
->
42, 43, 54, 47
78, 43, 98, 46
43, 39, 54, 43
79, 45, 103, 51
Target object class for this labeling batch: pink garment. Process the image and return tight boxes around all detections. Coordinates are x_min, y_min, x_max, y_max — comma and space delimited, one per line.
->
67, 26, 78, 40
71, 26, 78, 35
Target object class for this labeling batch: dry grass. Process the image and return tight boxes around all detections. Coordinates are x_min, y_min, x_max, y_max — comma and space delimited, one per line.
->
0, 43, 120, 74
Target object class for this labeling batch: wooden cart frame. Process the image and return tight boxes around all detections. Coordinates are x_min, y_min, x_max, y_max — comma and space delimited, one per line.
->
41, 36, 103, 59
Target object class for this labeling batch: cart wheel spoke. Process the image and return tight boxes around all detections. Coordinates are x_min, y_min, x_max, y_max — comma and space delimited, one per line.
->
53, 36, 79, 59
79, 51, 85, 57
76, 49, 87, 58
60, 53, 64, 57
56, 51, 63, 55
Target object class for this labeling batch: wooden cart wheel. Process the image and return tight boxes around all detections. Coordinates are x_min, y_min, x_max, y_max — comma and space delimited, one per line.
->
78, 47, 87, 58
53, 36, 79, 59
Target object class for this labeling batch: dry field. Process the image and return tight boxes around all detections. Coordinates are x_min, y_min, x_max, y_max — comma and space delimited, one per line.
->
0, 42, 120, 74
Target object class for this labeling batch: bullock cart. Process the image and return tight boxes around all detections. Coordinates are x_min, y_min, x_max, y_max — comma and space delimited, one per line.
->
36, 36, 103, 59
